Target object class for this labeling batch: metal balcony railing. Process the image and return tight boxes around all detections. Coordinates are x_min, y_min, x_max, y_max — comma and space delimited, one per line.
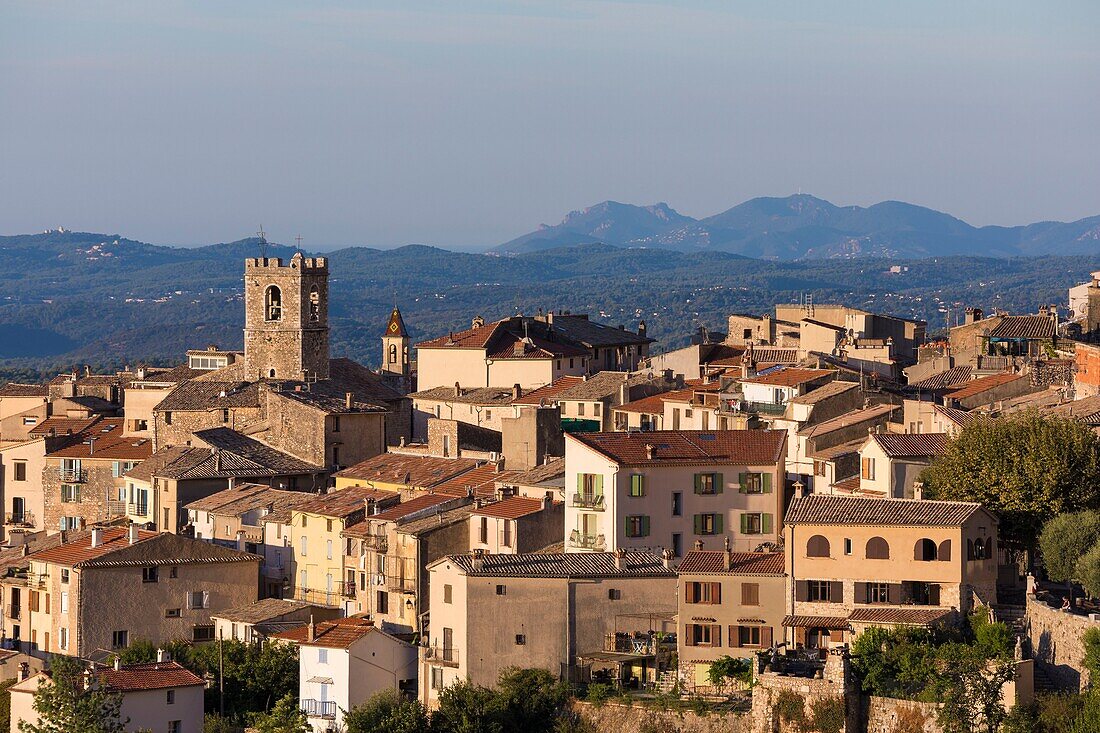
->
59, 468, 87, 483
6, 605, 20, 620
362, 535, 388, 552
4, 512, 34, 528
301, 699, 337, 719
423, 646, 460, 667
386, 575, 416, 594
571, 493, 605, 510
127, 502, 150, 517
568, 530, 605, 551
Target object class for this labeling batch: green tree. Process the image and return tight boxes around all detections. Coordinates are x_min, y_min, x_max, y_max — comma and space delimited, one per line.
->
1076, 544, 1100, 600
344, 689, 430, 733
1038, 512, 1100, 585
19, 656, 129, 733
252, 693, 310, 733
494, 668, 568, 733
187, 639, 298, 715
431, 680, 505, 733
922, 413, 1100, 554
932, 645, 1017, 733
705, 656, 752, 687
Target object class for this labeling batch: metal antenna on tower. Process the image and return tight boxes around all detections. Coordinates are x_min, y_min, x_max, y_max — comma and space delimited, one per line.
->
257, 226, 268, 259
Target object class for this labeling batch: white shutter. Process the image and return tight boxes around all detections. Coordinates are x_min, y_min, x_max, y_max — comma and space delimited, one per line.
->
202, 591, 210, 609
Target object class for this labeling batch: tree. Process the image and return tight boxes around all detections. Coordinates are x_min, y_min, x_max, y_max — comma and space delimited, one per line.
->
922, 413, 1100, 554
253, 693, 310, 733
187, 639, 298, 715
431, 680, 506, 733
1038, 511, 1100, 584
19, 656, 129, 733
933, 645, 1017, 733
705, 656, 752, 688
1078, 544, 1100, 600
344, 689, 430, 733
494, 668, 568, 733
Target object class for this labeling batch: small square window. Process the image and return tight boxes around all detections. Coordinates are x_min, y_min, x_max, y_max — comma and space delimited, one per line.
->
166, 608, 181, 618
608, 589, 621, 601
515, 634, 526, 645
166, 689, 175, 705
496, 584, 507, 596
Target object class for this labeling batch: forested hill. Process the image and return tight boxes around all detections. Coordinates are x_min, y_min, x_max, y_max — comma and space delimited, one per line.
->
0, 230, 1097, 381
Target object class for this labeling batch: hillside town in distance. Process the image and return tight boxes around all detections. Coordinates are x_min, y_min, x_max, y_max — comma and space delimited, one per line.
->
5, 250, 1100, 733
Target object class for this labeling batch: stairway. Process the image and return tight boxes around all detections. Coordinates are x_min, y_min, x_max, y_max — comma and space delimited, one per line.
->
654, 669, 679, 694
1033, 664, 1058, 694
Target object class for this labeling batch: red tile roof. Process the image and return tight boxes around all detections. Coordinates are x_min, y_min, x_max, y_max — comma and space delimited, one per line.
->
569, 430, 786, 467
847, 607, 953, 626
473, 496, 548, 520
512, 376, 586, 406
99, 662, 204, 691
30, 527, 258, 568
677, 550, 784, 575
44, 418, 153, 460
942, 372, 1024, 400
335, 453, 479, 488
742, 368, 835, 388
28, 417, 99, 437
292, 486, 401, 519
432, 463, 518, 498
271, 617, 381, 648
417, 319, 505, 349
782, 615, 849, 630
785, 495, 988, 527
369, 493, 457, 522
868, 433, 949, 458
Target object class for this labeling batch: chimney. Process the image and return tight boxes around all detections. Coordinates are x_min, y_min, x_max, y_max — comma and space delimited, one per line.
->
645, 443, 655, 460
613, 547, 626, 570
345, 392, 353, 410
113, 656, 121, 672
84, 365, 91, 377
128, 524, 140, 545
156, 648, 169, 663
913, 481, 925, 501
307, 615, 316, 643
90, 527, 103, 548
661, 547, 674, 570
470, 548, 485, 572
18, 662, 29, 681
512, 383, 522, 400
365, 498, 376, 516
87, 437, 95, 455
793, 480, 807, 499
543, 491, 553, 511
454, 382, 461, 397
638, 320, 647, 339
723, 536, 733, 571
693, 539, 704, 552
236, 530, 245, 551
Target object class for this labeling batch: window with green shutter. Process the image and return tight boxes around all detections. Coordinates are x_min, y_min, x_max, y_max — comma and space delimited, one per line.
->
739, 472, 766, 494
629, 474, 645, 497
694, 513, 722, 535
694, 473, 721, 495
625, 515, 650, 537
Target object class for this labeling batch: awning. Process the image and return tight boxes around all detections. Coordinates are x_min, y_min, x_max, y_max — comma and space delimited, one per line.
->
782, 615, 849, 630
577, 650, 652, 663
307, 676, 334, 685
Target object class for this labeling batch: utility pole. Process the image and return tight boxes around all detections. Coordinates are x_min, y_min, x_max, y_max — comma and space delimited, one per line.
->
218, 628, 225, 716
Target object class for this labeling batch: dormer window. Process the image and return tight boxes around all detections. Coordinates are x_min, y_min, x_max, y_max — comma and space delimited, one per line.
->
265, 285, 282, 321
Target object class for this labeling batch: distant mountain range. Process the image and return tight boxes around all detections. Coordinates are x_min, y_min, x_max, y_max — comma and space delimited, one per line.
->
491, 195, 1100, 259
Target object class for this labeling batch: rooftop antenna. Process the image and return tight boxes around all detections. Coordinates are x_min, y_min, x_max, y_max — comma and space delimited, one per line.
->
256, 225, 268, 259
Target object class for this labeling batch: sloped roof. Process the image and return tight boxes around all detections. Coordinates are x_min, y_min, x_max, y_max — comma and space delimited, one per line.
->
369, 492, 459, 522
45, 418, 153, 460
987, 315, 1057, 340
909, 366, 973, 391
785, 495, 988, 527
677, 550, 784, 576
511, 376, 586, 406
503, 458, 565, 488
334, 453, 478, 488
0, 383, 48, 397
742, 368, 835, 388
384, 307, 409, 338
783, 615, 849, 630
192, 428, 322, 474
798, 404, 898, 438
933, 405, 979, 429
1046, 395, 1100, 425
99, 662, 205, 691
292, 485, 400, 519
31, 527, 260, 568
789, 381, 858, 406
570, 430, 786, 467
183, 483, 314, 516
130, 433, 320, 483
443, 550, 675, 578
847, 607, 953, 625
868, 433, 950, 458
155, 380, 261, 412
411, 385, 517, 406
942, 373, 1024, 400
28, 416, 99, 437
213, 597, 313, 624
272, 617, 387, 649
808, 438, 864, 460
432, 463, 518, 498
472, 496, 548, 520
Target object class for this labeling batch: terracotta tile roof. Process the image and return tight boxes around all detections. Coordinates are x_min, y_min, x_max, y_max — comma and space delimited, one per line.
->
798, 404, 898, 438
135, 364, 203, 384
942, 372, 1023, 400
98, 661, 205, 691
28, 416, 99, 437
503, 457, 565, 488
369, 492, 458, 522
443, 549, 676, 578
987, 315, 1057, 340
433, 463, 518, 498
272, 358, 401, 412
292, 486, 400, 519
868, 433, 950, 458
556, 372, 645, 402
570, 430, 786, 467
0, 383, 48, 397
30, 527, 260, 568
192, 428, 322, 474
676, 550, 784, 575
335, 453, 479, 488
847, 607, 953, 625
183, 483, 315, 516
789, 381, 859, 405
933, 405, 979, 429
272, 617, 381, 648
909, 366, 973, 391
487, 332, 589, 360
746, 348, 800, 365
154, 380, 261, 412
417, 319, 506, 349
615, 383, 723, 414
742, 368, 835, 388
511, 376, 586, 406
830, 475, 863, 494
411, 385, 517, 406
782, 615, 848, 629
808, 438, 864, 460
613, 392, 668, 415
539, 314, 653, 348
785, 495, 987, 527
45, 418, 153, 460
473, 496, 548, 520
213, 597, 313, 624
396, 504, 478, 536
128, 433, 320, 482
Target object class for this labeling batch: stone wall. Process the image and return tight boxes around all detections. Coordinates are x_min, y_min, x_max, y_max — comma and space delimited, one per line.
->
864, 697, 941, 733
572, 700, 749, 733
750, 651, 857, 733
1027, 593, 1098, 691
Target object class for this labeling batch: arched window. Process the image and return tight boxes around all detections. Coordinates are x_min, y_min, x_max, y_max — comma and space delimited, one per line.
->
309, 286, 321, 322
865, 536, 890, 560
389, 344, 398, 364
968, 539, 976, 560
915, 538, 938, 561
265, 286, 282, 321
268, 368, 276, 379
806, 535, 831, 558
937, 540, 952, 562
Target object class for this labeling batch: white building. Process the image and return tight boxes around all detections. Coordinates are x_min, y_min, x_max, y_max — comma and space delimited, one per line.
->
273, 617, 418, 733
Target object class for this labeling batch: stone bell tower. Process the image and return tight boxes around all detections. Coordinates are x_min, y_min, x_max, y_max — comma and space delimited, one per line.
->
381, 306, 411, 386
243, 252, 330, 381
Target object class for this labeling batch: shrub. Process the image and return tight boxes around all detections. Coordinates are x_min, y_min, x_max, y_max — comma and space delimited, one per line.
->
809, 696, 845, 733
773, 689, 806, 727
1084, 628, 1100, 678
585, 683, 614, 707
706, 655, 752, 687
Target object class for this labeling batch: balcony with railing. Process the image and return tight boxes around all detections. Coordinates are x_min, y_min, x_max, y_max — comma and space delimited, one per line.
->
4, 512, 35, 528
386, 575, 416, 594
722, 400, 787, 416
301, 699, 337, 719
58, 468, 87, 483
571, 493, 605, 511
127, 502, 150, 518
6, 604, 20, 620
240, 524, 263, 543
568, 530, 605, 551
106, 500, 127, 517
362, 534, 388, 553
292, 582, 356, 608
423, 645, 460, 667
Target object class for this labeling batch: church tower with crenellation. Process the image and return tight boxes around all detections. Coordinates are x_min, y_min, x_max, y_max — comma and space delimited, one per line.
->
243, 252, 330, 381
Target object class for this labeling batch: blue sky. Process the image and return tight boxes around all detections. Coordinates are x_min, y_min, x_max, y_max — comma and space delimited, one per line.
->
1, 1, 1097, 250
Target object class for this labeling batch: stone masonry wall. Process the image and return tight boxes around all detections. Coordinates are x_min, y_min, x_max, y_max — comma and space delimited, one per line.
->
864, 697, 942, 733
1027, 593, 1098, 691
572, 700, 749, 733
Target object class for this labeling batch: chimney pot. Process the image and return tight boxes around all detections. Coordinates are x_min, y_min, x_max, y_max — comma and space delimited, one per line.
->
307, 615, 316, 643
113, 656, 121, 671
661, 547, 673, 569
345, 392, 353, 410
454, 382, 461, 397
613, 547, 626, 570
512, 383, 522, 400
90, 527, 103, 548
645, 443, 655, 460
128, 524, 140, 545
156, 648, 169, 663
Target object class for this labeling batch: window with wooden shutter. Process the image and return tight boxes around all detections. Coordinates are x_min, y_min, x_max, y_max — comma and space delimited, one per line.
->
710, 624, 722, 647
730, 625, 742, 648
830, 581, 844, 604
709, 582, 722, 604
761, 626, 773, 647
741, 582, 760, 606
761, 513, 773, 534
829, 629, 845, 643
861, 457, 875, 480
795, 580, 809, 602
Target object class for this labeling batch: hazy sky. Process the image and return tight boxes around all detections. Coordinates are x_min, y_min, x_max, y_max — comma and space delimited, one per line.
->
2, 1, 1098, 251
